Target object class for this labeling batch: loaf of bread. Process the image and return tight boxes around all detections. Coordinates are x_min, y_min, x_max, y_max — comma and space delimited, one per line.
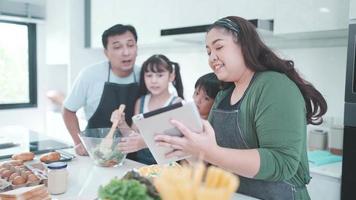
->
2, 160, 24, 166
11, 152, 35, 161
40, 152, 61, 162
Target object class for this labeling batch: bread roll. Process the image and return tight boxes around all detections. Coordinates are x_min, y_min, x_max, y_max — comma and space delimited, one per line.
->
11, 152, 35, 161
4, 160, 24, 166
40, 152, 61, 162
12, 176, 26, 185
9, 172, 20, 181
1, 169, 12, 179
27, 174, 39, 182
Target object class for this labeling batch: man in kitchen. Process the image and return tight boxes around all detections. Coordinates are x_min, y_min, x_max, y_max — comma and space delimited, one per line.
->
62, 24, 141, 156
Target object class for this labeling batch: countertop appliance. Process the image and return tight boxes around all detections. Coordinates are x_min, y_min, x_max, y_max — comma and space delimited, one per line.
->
0, 126, 72, 159
341, 21, 356, 200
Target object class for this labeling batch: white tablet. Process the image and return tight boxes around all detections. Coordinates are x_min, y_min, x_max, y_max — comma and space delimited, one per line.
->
132, 101, 202, 164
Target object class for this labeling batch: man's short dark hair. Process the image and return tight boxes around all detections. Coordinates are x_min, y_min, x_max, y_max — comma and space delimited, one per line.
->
101, 24, 138, 49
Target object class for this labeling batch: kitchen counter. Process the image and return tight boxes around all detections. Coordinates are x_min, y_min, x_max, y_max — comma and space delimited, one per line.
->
54, 151, 343, 200
53, 149, 257, 200
0, 126, 257, 199
308, 162, 342, 200
309, 162, 342, 179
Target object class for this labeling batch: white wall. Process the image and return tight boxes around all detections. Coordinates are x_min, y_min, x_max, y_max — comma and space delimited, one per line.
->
279, 47, 347, 125
68, 0, 106, 87
43, 0, 105, 141
46, 0, 105, 93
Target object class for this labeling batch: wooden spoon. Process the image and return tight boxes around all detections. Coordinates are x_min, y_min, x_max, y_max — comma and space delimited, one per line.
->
100, 104, 126, 150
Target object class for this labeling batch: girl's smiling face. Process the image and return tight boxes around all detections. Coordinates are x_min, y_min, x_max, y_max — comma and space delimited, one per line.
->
144, 67, 174, 96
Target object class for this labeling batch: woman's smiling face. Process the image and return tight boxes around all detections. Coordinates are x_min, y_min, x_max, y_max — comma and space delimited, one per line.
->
205, 28, 247, 82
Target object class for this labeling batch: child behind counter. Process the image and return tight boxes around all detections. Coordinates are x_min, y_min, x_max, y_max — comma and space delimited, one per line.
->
112, 54, 184, 165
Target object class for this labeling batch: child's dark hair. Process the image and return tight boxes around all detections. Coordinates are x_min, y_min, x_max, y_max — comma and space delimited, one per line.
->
102, 24, 137, 49
139, 54, 184, 99
195, 73, 221, 99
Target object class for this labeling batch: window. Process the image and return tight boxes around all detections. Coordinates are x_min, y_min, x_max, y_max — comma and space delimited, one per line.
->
0, 20, 37, 109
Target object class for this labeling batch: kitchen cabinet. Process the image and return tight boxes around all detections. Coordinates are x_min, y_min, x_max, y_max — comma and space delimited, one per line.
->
216, 0, 276, 22
89, 0, 217, 48
90, 0, 117, 49
307, 162, 341, 200
350, 0, 356, 20
274, 0, 349, 34
89, 0, 276, 48
90, 0, 175, 48
88, 0, 350, 48
308, 172, 340, 200
46, 0, 70, 64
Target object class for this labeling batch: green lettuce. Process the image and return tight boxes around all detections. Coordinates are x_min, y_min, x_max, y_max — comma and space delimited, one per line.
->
98, 179, 155, 200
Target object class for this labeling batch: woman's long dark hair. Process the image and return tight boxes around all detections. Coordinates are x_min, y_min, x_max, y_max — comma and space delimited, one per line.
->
139, 54, 184, 99
209, 16, 327, 125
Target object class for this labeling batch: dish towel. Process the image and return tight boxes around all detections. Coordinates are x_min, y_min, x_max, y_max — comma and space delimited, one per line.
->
308, 150, 342, 166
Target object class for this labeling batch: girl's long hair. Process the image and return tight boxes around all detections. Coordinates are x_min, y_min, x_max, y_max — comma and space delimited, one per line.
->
209, 16, 327, 125
139, 54, 184, 99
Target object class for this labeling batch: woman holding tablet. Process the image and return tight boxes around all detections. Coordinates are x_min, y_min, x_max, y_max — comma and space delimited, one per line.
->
155, 16, 327, 200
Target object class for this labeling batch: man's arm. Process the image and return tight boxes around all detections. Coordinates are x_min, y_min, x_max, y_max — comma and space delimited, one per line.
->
62, 107, 88, 155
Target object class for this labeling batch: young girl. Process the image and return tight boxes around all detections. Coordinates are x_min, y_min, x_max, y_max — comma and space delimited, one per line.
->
193, 73, 221, 119
112, 54, 184, 165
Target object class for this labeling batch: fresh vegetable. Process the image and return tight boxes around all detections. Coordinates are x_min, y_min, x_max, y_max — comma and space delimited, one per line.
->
98, 178, 156, 200
122, 170, 160, 199
92, 147, 125, 167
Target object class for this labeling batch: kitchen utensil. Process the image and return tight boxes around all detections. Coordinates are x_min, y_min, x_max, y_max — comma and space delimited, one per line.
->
99, 104, 125, 152
79, 128, 128, 167
0, 142, 19, 149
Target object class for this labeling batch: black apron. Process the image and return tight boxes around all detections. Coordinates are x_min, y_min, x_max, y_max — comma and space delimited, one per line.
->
87, 63, 139, 160
210, 109, 297, 200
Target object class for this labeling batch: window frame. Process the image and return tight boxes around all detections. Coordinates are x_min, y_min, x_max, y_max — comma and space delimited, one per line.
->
0, 20, 37, 109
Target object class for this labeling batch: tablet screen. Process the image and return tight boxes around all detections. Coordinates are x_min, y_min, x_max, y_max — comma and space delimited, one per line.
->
132, 101, 202, 164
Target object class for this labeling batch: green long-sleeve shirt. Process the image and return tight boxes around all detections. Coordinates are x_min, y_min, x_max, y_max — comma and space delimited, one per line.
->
210, 71, 311, 199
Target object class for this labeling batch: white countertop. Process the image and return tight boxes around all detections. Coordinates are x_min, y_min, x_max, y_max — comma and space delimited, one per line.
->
53, 150, 343, 200
53, 150, 257, 200
0, 126, 256, 200
309, 162, 342, 179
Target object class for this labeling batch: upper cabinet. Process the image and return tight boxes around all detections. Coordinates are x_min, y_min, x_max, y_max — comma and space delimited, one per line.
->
89, 0, 219, 48
216, 0, 276, 22
88, 0, 350, 48
274, 0, 349, 34
351, 0, 356, 20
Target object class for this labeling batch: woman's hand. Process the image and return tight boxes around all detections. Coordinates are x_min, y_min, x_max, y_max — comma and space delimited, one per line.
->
154, 119, 218, 159
117, 132, 147, 153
